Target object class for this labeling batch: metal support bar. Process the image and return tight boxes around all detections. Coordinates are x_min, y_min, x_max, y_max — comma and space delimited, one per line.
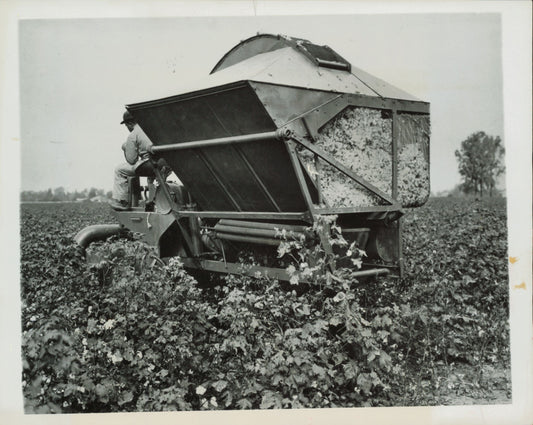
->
314, 205, 403, 215
362, 263, 399, 269
214, 224, 307, 241
151, 161, 197, 255
149, 129, 291, 154
215, 232, 282, 246
398, 217, 404, 278
180, 257, 389, 283
176, 210, 311, 222
290, 94, 429, 141
285, 140, 316, 219
391, 112, 403, 277
188, 215, 202, 256
301, 117, 325, 206
218, 219, 309, 233
180, 257, 307, 283
285, 95, 343, 131
296, 153, 320, 201
314, 153, 325, 206
287, 140, 337, 271
392, 108, 399, 199
316, 222, 336, 272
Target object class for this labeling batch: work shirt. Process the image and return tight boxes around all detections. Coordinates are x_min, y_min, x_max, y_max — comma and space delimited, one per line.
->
122, 124, 153, 164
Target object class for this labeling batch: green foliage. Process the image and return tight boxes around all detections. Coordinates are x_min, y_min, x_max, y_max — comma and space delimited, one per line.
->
454, 131, 505, 197
20, 199, 510, 412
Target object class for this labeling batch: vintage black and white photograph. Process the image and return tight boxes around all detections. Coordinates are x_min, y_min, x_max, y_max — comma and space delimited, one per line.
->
1, 2, 532, 423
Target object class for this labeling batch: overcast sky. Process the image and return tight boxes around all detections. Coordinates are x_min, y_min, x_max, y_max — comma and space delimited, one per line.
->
19, 13, 503, 194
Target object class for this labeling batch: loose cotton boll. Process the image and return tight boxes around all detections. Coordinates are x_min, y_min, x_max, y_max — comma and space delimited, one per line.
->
297, 107, 430, 208
314, 107, 393, 207
398, 143, 430, 207
396, 113, 431, 207
319, 171, 382, 208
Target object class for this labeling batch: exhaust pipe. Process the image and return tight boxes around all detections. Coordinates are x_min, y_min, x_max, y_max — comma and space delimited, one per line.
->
74, 224, 125, 251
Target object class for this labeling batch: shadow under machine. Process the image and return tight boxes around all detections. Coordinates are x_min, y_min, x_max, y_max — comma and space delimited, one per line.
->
76, 34, 431, 281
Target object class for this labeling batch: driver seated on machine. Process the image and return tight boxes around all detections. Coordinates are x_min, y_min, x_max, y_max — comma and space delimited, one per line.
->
110, 110, 154, 211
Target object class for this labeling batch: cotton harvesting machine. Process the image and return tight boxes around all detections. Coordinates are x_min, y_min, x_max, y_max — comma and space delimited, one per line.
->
75, 34, 430, 282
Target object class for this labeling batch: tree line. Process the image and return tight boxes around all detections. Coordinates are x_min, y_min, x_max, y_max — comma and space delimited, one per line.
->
455, 131, 504, 197
20, 187, 112, 202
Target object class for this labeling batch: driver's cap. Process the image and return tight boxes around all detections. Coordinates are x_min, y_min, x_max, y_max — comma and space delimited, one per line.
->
120, 110, 135, 124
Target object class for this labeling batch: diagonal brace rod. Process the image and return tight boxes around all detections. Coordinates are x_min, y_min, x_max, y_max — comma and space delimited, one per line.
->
290, 135, 399, 206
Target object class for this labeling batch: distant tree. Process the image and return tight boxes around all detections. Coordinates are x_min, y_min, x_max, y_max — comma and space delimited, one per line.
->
455, 131, 505, 197
88, 187, 98, 198
20, 187, 111, 202
53, 187, 66, 202
71, 190, 83, 200
42, 188, 53, 202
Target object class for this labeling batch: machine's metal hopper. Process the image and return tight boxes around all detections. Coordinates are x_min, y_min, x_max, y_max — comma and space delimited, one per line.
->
86, 34, 433, 280
127, 34, 430, 219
